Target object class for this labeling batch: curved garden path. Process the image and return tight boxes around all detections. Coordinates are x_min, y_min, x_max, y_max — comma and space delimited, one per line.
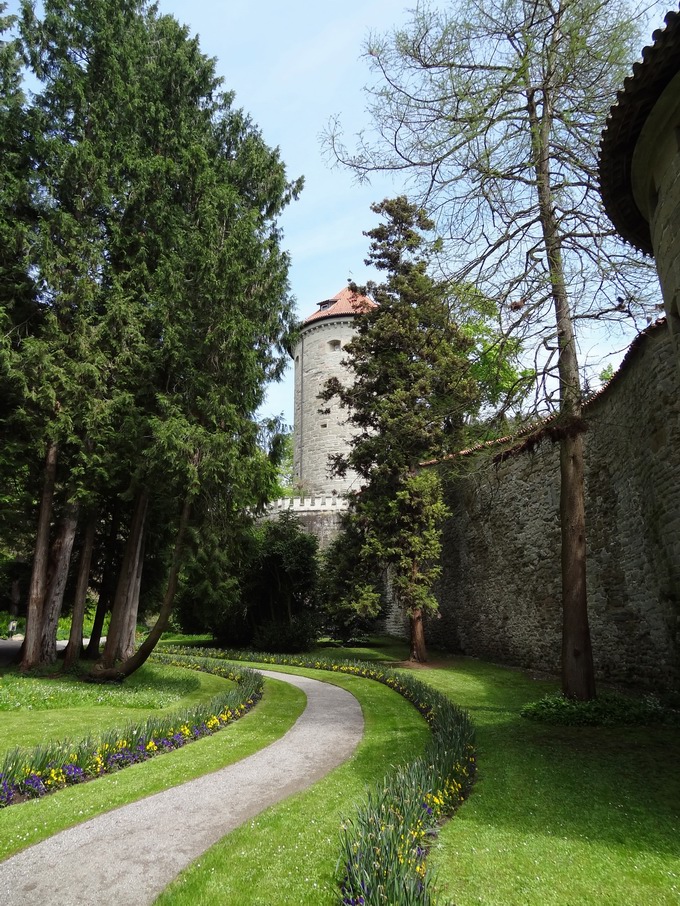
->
0, 670, 364, 906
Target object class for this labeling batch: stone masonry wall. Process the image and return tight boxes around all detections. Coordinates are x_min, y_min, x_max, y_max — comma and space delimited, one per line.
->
293, 317, 360, 497
261, 497, 349, 549
427, 322, 680, 692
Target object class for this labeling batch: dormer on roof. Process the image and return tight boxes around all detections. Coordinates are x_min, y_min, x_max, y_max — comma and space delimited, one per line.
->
303, 287, 376, 326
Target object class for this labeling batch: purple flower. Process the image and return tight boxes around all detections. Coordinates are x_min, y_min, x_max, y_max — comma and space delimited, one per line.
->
23, 773, 46, 797
0, 773, 16, 807
64, 764, 85, 784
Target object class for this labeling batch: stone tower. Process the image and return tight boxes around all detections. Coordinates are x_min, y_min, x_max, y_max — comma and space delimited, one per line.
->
293, 287, 375, 497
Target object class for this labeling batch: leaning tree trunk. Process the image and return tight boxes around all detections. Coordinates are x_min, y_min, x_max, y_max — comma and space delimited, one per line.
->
21, 441, 59, 672
119, 531, 145, 660
64, 512, 97, 669
409, 609, 428, 663
40, 500, 79, 665
85, 507, 120, 659
91, 492, 192, 681
527, 85, 595, 700
100, 489, 148, 669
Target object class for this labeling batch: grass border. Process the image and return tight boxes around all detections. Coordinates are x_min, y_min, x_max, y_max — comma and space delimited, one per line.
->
0, 655, 262, 807
165, 646, 476, 905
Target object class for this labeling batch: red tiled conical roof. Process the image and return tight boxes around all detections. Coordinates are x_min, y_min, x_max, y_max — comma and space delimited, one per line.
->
303, 287, 376, 325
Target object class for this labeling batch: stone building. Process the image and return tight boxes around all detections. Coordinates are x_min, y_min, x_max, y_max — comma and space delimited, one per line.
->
292, 286, 375, 497
600, 4, 680, 346
262, 287, 374, 546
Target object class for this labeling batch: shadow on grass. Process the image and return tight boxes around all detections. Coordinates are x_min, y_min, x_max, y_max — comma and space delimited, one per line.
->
417, 657, 680, 860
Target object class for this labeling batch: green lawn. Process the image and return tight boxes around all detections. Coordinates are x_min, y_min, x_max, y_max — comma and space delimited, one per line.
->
416, 658, 680, 906
156, 665, 430, 906
0, 663, 231, 754
0, 673, 306, 860
2, 644, 678, 906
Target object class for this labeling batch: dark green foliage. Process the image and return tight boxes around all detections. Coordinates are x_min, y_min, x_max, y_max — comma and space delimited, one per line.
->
319, 514, 387, 642
179, 513, 320, 652
323, 197, 478, 658
0, 0, 300, 672
252, 614, 317, 654
238, 513, 319, 651
521, 691, 680, 727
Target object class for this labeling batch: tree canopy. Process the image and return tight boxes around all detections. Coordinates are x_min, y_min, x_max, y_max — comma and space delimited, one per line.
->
1, 0, 300, 676
324, 0, 661, 696
322, 197, 479, 661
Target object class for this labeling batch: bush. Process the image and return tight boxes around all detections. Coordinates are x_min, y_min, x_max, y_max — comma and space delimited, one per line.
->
252, 614, 317, 653
521, 691, 680, 727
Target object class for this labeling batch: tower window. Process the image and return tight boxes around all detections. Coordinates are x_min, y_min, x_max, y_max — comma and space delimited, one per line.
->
328, 339, 341, 352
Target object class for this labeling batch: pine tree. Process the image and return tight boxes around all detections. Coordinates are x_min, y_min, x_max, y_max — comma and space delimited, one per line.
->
6, 0, 300, 674
323, 197, 477, 661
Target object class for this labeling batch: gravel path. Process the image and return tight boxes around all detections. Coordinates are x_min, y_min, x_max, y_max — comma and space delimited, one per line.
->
0, 670, 364, 906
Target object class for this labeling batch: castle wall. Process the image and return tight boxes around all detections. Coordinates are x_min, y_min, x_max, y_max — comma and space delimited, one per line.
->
293, 317, 360, 497
261, 497, 349, 549
427, 322, 680, 692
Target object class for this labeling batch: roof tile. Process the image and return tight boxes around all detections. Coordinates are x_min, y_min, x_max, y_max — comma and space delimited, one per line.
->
303, 287, 376, 325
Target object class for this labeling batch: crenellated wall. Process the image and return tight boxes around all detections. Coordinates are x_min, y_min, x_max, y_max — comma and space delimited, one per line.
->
261, 496, 349, 549
426, 320, 680, 692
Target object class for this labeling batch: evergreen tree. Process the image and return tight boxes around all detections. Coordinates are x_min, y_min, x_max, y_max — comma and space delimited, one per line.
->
325, 0, 659, 697
0, 4, 39, 597
322, 197, 477, 661
4, 0, 300, 675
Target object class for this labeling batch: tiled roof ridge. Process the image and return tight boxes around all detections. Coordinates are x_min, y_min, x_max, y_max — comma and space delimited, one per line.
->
422, 318, 667, 466
599, 4, 680, 254
302, 286, 376, 325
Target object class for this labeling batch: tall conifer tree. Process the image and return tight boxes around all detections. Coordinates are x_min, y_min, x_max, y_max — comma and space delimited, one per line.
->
323, 197, 477, 661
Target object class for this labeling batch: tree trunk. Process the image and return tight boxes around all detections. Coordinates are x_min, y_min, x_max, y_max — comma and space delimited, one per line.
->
85, 507, 120, 659
409, 608, 428, 662
119, 531, 145, 660
40, 500, 80, 665
527, 85, 595, 700
91, 492, 192, 681
100, 489, 148, 669
64, 513, 97, 669
21, 441, 59, 672
560, 430, 595, 699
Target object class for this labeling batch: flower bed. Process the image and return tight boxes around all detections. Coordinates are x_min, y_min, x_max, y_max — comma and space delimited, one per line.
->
164, 646, 476, 905
0, 657, 262, 808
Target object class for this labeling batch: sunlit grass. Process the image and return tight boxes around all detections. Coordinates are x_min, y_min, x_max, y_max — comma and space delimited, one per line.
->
0, 675, 305, 860
416, 658, 680, 906
0, 665, 231, 755
310, 635, 410, 664
157, 665, 430, 906
0, 663, 202, 711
